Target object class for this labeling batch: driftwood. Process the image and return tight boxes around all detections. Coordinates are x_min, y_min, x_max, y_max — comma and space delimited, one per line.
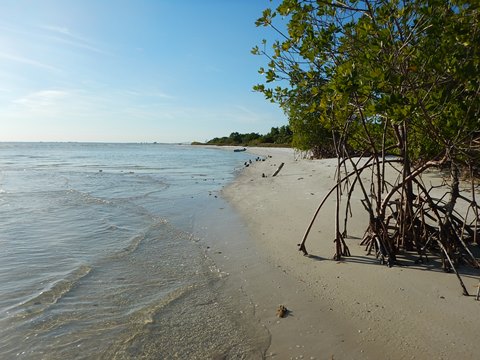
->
272, 162, 285, 177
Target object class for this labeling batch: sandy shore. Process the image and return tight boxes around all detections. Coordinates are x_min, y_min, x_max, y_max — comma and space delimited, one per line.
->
215, 146, 480, 359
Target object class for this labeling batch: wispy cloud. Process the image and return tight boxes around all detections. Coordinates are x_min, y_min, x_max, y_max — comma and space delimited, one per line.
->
7, 87, 173, 122
41, 25, 71, 36
0, 22, 109, 56
123, 89, 175, 100
232, 104, 264, 123
151, 91, 175, 99
12, 90, 69, 108
0, 52, 61, 72
205, 65, 224, 73
40, 24, 109, 55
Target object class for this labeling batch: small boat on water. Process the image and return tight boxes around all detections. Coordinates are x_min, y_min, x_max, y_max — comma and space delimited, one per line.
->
233, 147, 247, 152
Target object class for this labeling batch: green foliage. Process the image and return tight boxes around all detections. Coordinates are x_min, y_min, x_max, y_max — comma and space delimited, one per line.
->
203, 126, 293, 146
253, 0, 480, 164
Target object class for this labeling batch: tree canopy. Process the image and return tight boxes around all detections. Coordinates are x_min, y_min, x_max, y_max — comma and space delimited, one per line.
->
202, 125, 293, 146
253, 0, 479, 166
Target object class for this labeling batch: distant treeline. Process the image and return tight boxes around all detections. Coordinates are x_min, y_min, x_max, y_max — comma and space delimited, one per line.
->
194, 125, 293, 147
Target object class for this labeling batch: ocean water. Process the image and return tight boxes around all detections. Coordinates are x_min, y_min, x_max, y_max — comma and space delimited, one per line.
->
0, 143, 268, 359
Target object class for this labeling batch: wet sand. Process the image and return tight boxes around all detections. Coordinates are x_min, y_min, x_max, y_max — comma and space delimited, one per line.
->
214, 146, 480, 359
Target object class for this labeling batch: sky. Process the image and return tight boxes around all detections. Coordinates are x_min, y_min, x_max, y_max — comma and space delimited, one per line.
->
0, 0, 287, 143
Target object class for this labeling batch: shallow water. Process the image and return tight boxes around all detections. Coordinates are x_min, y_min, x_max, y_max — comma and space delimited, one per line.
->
0, 142, 268, 359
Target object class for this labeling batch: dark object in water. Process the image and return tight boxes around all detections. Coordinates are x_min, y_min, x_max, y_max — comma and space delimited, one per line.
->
234, 148, 247, 152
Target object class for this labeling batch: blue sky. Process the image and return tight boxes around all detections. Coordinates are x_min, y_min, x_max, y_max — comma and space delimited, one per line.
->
0, 0, 286, 143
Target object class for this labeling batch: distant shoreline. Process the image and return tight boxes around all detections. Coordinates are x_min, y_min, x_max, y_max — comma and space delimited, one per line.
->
191, 142, 292, 148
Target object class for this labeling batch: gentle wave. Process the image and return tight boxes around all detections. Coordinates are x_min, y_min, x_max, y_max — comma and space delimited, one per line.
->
65, 188, 113, 206
15, 264, 92, 320
132, 284, 196, 326
100, 283, 199, 358
117, 233, 146, 257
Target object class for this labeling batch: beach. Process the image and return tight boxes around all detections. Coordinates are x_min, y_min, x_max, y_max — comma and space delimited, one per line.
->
215, 147, 480, 359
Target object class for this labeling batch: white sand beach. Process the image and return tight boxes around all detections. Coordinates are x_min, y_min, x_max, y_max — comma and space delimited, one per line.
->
215, 146, 480, 359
